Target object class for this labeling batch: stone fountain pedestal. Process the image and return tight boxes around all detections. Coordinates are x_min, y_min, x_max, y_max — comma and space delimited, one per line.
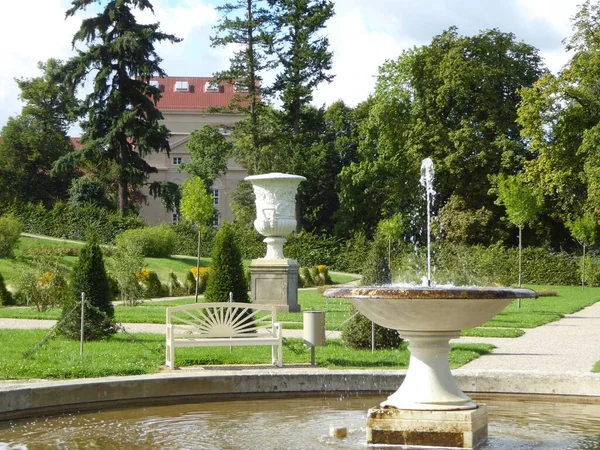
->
367, 406, 488, 448
323, 285, 537, 449
245, 173, 305, 313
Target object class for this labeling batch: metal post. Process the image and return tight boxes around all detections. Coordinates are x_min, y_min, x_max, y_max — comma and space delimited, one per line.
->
371, 321, 375, 353
310, 347, 316, 366
80, 292, 85, 357
229, 292, 233, 302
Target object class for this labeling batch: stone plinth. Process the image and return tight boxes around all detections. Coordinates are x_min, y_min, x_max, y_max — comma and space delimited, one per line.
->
367, 405, 488, 448
250, 259, 300, 313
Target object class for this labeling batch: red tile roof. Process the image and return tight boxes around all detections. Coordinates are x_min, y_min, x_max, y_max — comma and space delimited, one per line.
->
150, 76, 249, 110
0, 136, 83, 150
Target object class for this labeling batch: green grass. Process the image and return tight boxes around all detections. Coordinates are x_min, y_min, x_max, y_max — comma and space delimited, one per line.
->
480, 285, 600, 329
144, 255, 211, 284
593, 361, 600, 373
461, 328, 524, 338
0, 329, 493, 379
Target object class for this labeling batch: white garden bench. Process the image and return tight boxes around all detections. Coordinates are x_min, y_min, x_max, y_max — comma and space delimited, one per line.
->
165, 302, 283, 369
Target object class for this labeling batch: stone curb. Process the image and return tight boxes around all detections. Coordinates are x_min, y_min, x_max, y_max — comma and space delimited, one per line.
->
1, 369, 599, 422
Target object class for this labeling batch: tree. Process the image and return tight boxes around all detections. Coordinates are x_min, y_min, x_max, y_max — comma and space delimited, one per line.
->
179, 177, 215, 302
495, 174, 542, 289
204, 223, 249, 303
518, 0, 600, 246
376, 214, 404, 276
107, 239, 145, 306
0, 59, 78, 206
268, 0, 334, 135
211, 0, 275, 172
61, 235, 115, 340
57, 0, 180, 215
337, 28, 545, 242
566, 212, 597, 288
180, 125, 232, 191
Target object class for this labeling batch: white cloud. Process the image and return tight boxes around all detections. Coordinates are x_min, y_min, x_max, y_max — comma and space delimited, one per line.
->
0, 0, 585, 131
0, 0, 80, 126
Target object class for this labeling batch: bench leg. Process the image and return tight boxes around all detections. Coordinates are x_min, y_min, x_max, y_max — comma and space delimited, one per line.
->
272, 343, 283, 367
166, 341, 175, 369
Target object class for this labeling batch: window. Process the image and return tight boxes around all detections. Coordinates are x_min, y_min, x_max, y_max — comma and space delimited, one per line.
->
173, 157, 182, 166
213, 189, 219, 205
174, 81, 189, 92
172, 212, 180, 224
212, 215, 220, 226
205, 81, 219, 92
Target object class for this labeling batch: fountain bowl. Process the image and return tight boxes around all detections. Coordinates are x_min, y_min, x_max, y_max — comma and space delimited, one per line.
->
323, 285, 537, 332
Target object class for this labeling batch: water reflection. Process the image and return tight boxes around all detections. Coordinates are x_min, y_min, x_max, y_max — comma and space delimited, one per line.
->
1, 394, 599, 449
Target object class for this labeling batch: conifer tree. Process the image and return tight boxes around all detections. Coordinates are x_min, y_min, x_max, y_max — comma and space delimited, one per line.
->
211, 0, 275, 172
57, 0, 181, 215
268, 0, 334, 135
204, 223, 249, 303
61, 235, 115, 340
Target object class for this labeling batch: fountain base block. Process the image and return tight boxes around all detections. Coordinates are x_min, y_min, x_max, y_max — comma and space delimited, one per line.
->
367, 405, 488, 448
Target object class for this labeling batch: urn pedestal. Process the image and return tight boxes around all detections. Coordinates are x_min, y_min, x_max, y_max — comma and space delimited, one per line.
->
245, 173, 306, 313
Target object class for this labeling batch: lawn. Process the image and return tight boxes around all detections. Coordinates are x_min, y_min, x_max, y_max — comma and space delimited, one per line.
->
594, 361, 600, 373
0, 328, 493, 379
2, 285, 598, 339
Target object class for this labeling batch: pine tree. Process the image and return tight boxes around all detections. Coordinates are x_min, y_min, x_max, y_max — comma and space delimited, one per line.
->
57, 0, 181, 215
204, 223, 249, 303
268, 0, 334, 135
211, 0, 275, 172
60, 235, 115, 340
0, 273, 14, 306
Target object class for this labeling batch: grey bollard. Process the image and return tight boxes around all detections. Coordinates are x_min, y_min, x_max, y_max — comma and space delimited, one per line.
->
303, 311, 325, 365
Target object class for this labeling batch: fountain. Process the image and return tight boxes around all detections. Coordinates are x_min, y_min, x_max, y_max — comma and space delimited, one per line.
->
323, 157, 537, 448
245, 172, 306, 312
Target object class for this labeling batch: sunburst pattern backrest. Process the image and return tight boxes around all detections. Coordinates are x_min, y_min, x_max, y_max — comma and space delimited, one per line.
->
167, 302, 277, 338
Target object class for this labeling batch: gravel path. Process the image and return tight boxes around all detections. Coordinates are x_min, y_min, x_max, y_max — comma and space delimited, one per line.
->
459, 300, 600, 373
3, 301, 600, 373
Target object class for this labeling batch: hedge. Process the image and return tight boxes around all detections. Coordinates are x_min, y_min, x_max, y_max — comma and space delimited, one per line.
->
11, 202, 145, 244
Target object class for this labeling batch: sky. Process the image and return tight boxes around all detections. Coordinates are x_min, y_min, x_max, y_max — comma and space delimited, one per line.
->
0, 0, 582, 135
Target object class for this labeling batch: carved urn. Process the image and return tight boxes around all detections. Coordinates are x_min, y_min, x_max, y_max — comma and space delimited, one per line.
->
245, 173, 306, 259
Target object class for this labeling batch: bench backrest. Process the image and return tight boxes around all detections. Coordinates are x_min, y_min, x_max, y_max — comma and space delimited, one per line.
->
166, 302, 278, 339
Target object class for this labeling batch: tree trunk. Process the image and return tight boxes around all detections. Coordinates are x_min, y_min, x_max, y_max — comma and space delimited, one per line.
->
518, 225, 522, 308
118, 146, 129, 216
582, 244, 586, 290
195, 228, 201, 303
247, 0, 260, 171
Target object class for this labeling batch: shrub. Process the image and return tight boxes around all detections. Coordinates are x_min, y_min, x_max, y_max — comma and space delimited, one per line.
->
0, 214, 22, 258
184, 270, 197, 295
11, 202, 145, 244
230, 223, 264, 260
299, 267, 314, 288
107, 240, 145, 306
171, 221, 215, 257
205, 223, 249, 303
191, 267, 211, 294
316, 265, 333, 285
167, 272, 186, 296
60, 235, 115, 340
284, 231, 342, 267
0, 272, 14, 306
69, 177, 111, 209
362, 238, 391, 285
342, 307, 403, 350
143, 271, 165, 298
115, 224, 176, 258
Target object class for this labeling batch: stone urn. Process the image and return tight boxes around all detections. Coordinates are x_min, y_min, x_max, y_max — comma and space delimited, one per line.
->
245, 173, 306, 259
245, 173, 306, 313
